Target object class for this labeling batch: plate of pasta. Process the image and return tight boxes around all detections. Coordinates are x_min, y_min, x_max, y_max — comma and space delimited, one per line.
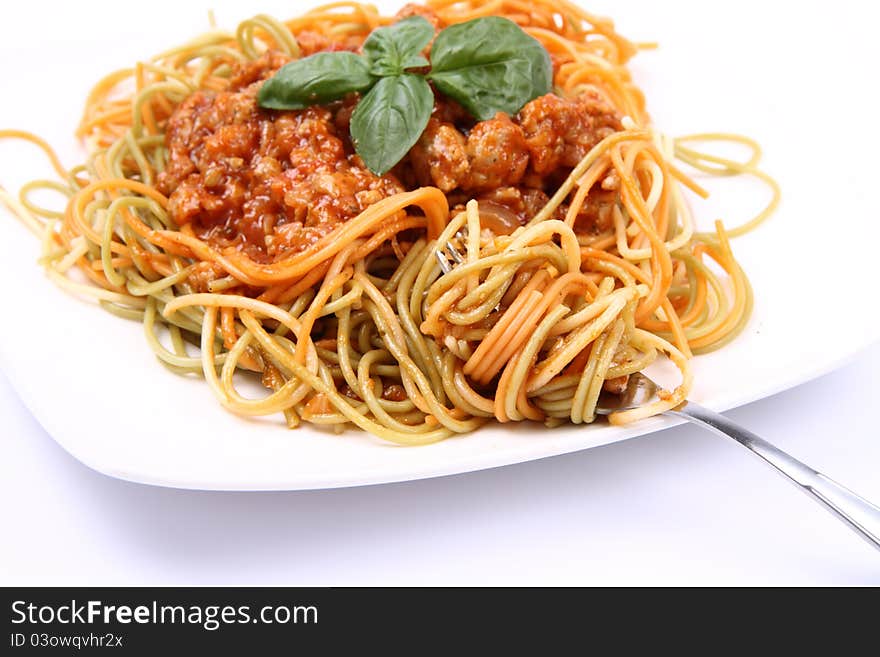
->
0, 0, 877, 489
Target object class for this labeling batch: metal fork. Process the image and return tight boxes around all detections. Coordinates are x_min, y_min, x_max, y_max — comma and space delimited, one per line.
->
434, 240, 880, 550
597, 372, 880, 551
435, 236, 466, 274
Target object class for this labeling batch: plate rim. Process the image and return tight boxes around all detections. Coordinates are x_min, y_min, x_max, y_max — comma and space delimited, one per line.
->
2, 328, 876, 491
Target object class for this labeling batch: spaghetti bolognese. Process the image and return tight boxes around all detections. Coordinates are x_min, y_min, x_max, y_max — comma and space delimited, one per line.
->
0, 1, 778, 444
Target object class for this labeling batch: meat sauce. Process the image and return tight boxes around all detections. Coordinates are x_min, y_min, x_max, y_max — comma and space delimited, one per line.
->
157, 51, 404, 264
156, 5, 623, 270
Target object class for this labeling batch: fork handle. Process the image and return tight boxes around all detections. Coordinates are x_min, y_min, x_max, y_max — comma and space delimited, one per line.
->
667, 401, 880, 551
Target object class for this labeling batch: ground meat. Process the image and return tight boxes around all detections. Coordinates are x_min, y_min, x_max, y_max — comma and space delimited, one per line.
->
406, 114, 533, 195
476, 187, 555, 221
432, 97, 472, 126
227, 51, 291, 89
405, 112, 530, 193
402, 90, 621, 222
157, 52, 404, 262
157, 21, 624, 259
332, 97, 358, 136
463, 113, 530, 191
517, 90, 622, 175
572, 188, 618, 234
186, 260, 228, 293
407, 118, 469, 192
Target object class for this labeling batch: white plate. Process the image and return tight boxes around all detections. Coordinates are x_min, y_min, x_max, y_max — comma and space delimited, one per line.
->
1, 0, 878, 490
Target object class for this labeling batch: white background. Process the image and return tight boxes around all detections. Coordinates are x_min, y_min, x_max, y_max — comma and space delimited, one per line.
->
1, 0, 879, 585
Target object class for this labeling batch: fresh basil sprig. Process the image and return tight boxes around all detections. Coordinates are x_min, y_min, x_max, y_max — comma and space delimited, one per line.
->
258, 16, 552, 175
428, 17, 552, 122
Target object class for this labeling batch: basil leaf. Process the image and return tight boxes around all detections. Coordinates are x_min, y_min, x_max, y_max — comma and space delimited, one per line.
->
428, 17, 552, 121
400, 53, 430, 70
257, 52, 376, 110
350, 74, 433, 175
363, 16, 435, 77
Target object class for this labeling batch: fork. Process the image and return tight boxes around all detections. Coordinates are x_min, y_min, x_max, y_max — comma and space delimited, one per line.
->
435, 236, 467, 274
597, 372, 880, 551
434, 240, 880, 551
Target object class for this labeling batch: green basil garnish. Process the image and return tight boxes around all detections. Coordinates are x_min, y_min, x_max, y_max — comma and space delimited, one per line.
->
362, 16, 434, 77
257, 15, 553, 175
428, 17, 552, 122
350, 74, 433, 176
256, 52, 375, 110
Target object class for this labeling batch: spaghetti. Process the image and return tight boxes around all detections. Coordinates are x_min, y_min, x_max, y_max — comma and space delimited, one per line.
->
0, 1, 778, 444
